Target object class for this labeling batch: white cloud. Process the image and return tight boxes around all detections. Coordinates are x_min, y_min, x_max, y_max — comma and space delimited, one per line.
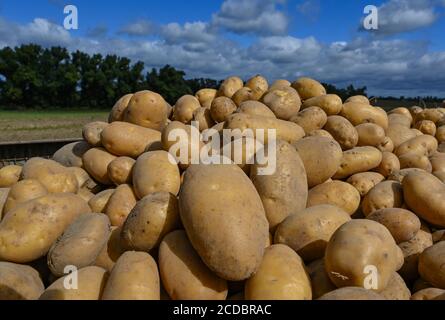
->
119, 20, 155, 36
161, 22, 217, 45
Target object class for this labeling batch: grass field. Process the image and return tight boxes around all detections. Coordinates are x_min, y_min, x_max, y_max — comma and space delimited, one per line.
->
0, 110, 108, 142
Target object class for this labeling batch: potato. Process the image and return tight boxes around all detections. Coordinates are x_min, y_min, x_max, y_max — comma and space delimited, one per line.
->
324, 116, 358, 150
416, 108, 444, 123
402, 171, 445, 227
307, 181, 361, 215
225, 113, 305, 145
102, 251, 160, 300
195, 88, 217, 108
430, 152, 445, 173
388, 113, 412, 128
244, 244, 312, 300
0, 262, 44, 300
88, 189, 114, 213
367, 208, 420, 243
346, 172, 385, 197
306, 129, 333, 139
293, 137, 342, 188
210, 96, 237, 123
105, 184, 137, 227
415, 120, 436, 136
345, 95, 369, 104
172, 95, 201, 124
0, 188, 9, 219
395, 135, 438, 157
246, 74, 269, 100
418, 241, 445, 289
340, 102, 389, 130
179, 164, 269, 281
82, 148, 117, 185
411, 288, 445, 300
221, 136, 263, 175
387, 168, 426, 183
269, 79, 291, 91
439, 143, 445, 153
48, 213, 111, 277
262, 86, 301, 120
356, 123, 386, 147
94, 226, 124, 272
159, 230, 228, 300
389, 107, 413, 122
3, 179, 48, 215
0, 165, 21, 188
379, 272, 411, 300
377, 136, 395, 153
333, 147, 382, 179
307, 259, 336, 299
433, 230, 445, 243
107, 157, 135, 186
82, 121, 108, 147
319, 287, 385, 300
375, 152, 400, 177
193, 107, 215, 131
436, 126, 445, 143
362, 181, 404, 216
399, 152, 432, 171
40, 266, 108, 300
275, 205, 351, 262
0, 193, 90, 263
133, 151, 180, 199
325, 219, 401, 291
66, 167, 91, 189
237, 101, 276, 119
217, 76, 244, 98
53, 141, 90, 168
124, 90, 169, 131
121, 192, 180, 251
291, 77, 326, 100
77, 188, 94, 202
290, 107, 327, 134
21, 158, 78, 193
301, 94, 342, 116
387, 125, 417, 148
109, 93, 133, 123
100, 121, 162, 158
232, 87, 256, 106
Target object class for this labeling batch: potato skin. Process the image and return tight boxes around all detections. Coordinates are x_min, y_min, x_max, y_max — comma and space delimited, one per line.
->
88, 189, 115, 213
415, 120, 436, 136
159, 230, 228, 300
436, 126, 445, 143
244, 244, 312, 300
48, 213, 111, 277
121, 192, 180, 252
345, 95, 369, 104
94, 226, 124, 272
53, 141, 90, 168
0, 193, 91, 263
356, 123, 386, 147
362, 181, 404, 216
83, 148, 117, 185
333, 147, 382, 179
109, 93, 133, 123
3, 179, 48, 214
0, 262, 44, 300
179, 164, 269, 281
210, 96, 237, 123
0, 165, 22, 188
83, 121, 108, 147
418, 241, 445, 289
395, 135, 438, 157
173, 95, 202, 124
324, 116, 358, 150
193, 107, 215, 131
107, 157, 135, 186
102, 251, 160, 300
246, 74, 269, 100
291, 77, 326, 100
318, 287, 384, 300
195, 88, 217, 108
290, 107, 328, 134
250, 140, 308, 231
375, 152, 400, 177
262, 86, 301, 120
0, 188, 8, 219
340, 102, 388, 130
105, 184, 137, 227
275, 205, 351, 262
238, 101, 276, 119
346, 172, 385, 197
232, 87, 256, 107
301, 94, 342, 116
377, 136, 395, 153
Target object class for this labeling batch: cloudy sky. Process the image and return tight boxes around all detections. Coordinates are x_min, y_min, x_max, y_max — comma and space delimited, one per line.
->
1, 0, 445, 97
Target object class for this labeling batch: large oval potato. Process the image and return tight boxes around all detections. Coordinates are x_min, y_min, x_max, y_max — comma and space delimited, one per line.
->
301, 94, 342, 116
290, 107, 327, 134
217, 76, 244, 98
362, 181, 404, 216
179, 163, 269, 281
107, 157, 135, 186
159, 230, 228, 300
0, 193, 90, 263
237, 101, 276, 119
124, 90, 169, 130
195, 88, 217, 108
324, 116, 358, 150
395, 135, 438, 157
418, 241, 445, 289
333, 147, 382, 179
346, 172, 385, 197
104, 184, 137, 227
82, 121, 108, 147
356, 123, 386, 147
82, 148, 117, 185
262, 86, 301, 120
291, 77, 326, 100
173, 95, 201, 124
340, 102, 389, 130
2, 179, 48, 215
0, 262, 44, 300
52, 141, 90, 168
244, 244, 312, 300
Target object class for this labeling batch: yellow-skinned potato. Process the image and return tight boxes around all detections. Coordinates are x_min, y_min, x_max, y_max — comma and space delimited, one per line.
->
324, 116, 358, 150
325, 219, 401, 291
52, 141, 90, 168
333, 147, 382, 179
290, 107, 327, 134
293, 136, 343, 187
395, 135, 438, 157
436, 126, 445, 143
159, 230, 228, 300
109, 93, 133, 123
269, 79, 291, 91
346, 172, 385, 197
210, 96, 237, 123
375, 152, 400, 177
307, 181, 361, 215
88, 189, 115, 213
251, 140, 308, 231
66, 167, 90, 189
77, 188, 94, 202
245, 244, 312, 300
433, 171, 445, 183
237, 101, 276, 119
173, 95, 201, 124
340, 102, 389, 130
356, 123, 386, 147
102, 251, 160, 300
418, 241, 445, 289
100, 121, 161, 158
306, 129, 334, 139
402, 171, 445, 227
415, 108, 444, 124
94, 226, 124, 272
387, 124, 417, 148
0, 262, 44, 300
262, 86, 301, 120
217, 76, 243, 98
107, 156, 135, 186
121, 192, 180, 252
124, 90, 169, 131
179, 164, 269, 281
83, 148, 117, 185
246, 74, 269, 100
40, 266, 108, 300
105, 184, 137, 227
398, 152, 432, 171
3, 179, 47, 215
388, 113, 412, 128
0, 193, 90, 263
307, 259, 336, 299
362, 181, 404, 216
193, 107, 215, 131
48, 213, 111, 277
275, 205, 351, 262
0, 188, 8, 219
345, 95, 369, 104
389, 107, 413, 122
301, 94, 343, 116
411, 288, 445, 300
82, 121, 108, 147
367, 208, 421, 244
232, 87, 256, 106
195, 88, 217, 108
291, 77, 326, 100
430, 152, 445, 173
318, 287, 384, 300
377, 136, 395, 153
387, 168, 426, 183
379, 272, 411, 300
415, 120, 436, 136
132, 151, 180, 199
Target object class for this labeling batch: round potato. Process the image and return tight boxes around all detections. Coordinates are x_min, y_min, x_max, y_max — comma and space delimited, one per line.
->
269, 79, 291, 91
324, 116, 358, 150
246, 74, 269, 100
318, 287, 384, 300
415, 108, 444, 123
102, 251, 160, 300
173, 95, 201, 124
290, 107, 327, 134
109, 93, 133, 123
88, 189, 114, 213
107, 157, 135, 186
262, 86, 301, 120
415, 120, 436, 136
333, 147, 382, 179
210, 96, 237, 123
193, 107, 215, 131
0, 262, 44, 300
82, 121, 108, 147
195, 88, 217, 108
356, 123, 386, 147
340, 102, 389, 130
104, 184, 137, 227
53, 141, 90, 168
275, 205, 351, 262
0, 165, 22, 188
159, 230, 228, 300
82, 148, 117, 185
232, 87, 256, 107
121, 192, 180, 252
3, 179, 48, 215
245, 244, 312, 300
375, 152, 400, 177
307, 259, 336, 299
362, 181, 404, 216
124, 90, 169, 130
345, 95, 369, 104
411, 288, 445, 300
379, 272, 411, 300
301, 94, 342, 116
291, 77, 326, 100
217, 76, 244, 98
237, 101, 276, 119
418, 241, 445, 289
347, 172, 385, 197
389, 107, 413, 123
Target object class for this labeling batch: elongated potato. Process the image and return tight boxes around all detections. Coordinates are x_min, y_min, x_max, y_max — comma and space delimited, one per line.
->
324, 116, 358, 150
307, 259, 336, 299
291, 77, 326, 100
290, 107, 328, 135
362, 181, 404, 216
250, 140, 308, 231
0, 262, 44, 300
347, 172, 385, 197
159, 230, 228, 300
375, 152, 400, 177
333, 147, 382, 179
179, 164, 269, 281
2, 179, 47, 215
82, 121, 108, 147
105, 184, 137, 227
341, 102, 389, 130
418, 241, 445, 289
102, 251, 160, 300
301, 94, 342, 116
83, 148, 117, 185
0, 193, 90, 263
245, 244, 312, 300
88, 189, 114, 213
395, 135, 438, 157
356, 123, 385, 147
237, 101, 276, 119
262, 86, 301, 120
48, 213, 111, 277
109, 93, 133, 123
107, 157, 135, 186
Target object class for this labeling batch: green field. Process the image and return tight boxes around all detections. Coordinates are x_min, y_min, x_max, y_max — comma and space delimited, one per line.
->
0, 110, 108, 142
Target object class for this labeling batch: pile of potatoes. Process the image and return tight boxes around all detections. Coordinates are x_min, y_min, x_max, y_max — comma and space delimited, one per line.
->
1, 75, 445, 301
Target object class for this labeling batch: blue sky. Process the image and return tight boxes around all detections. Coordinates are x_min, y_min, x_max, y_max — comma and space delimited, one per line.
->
1, 0, 445, 97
